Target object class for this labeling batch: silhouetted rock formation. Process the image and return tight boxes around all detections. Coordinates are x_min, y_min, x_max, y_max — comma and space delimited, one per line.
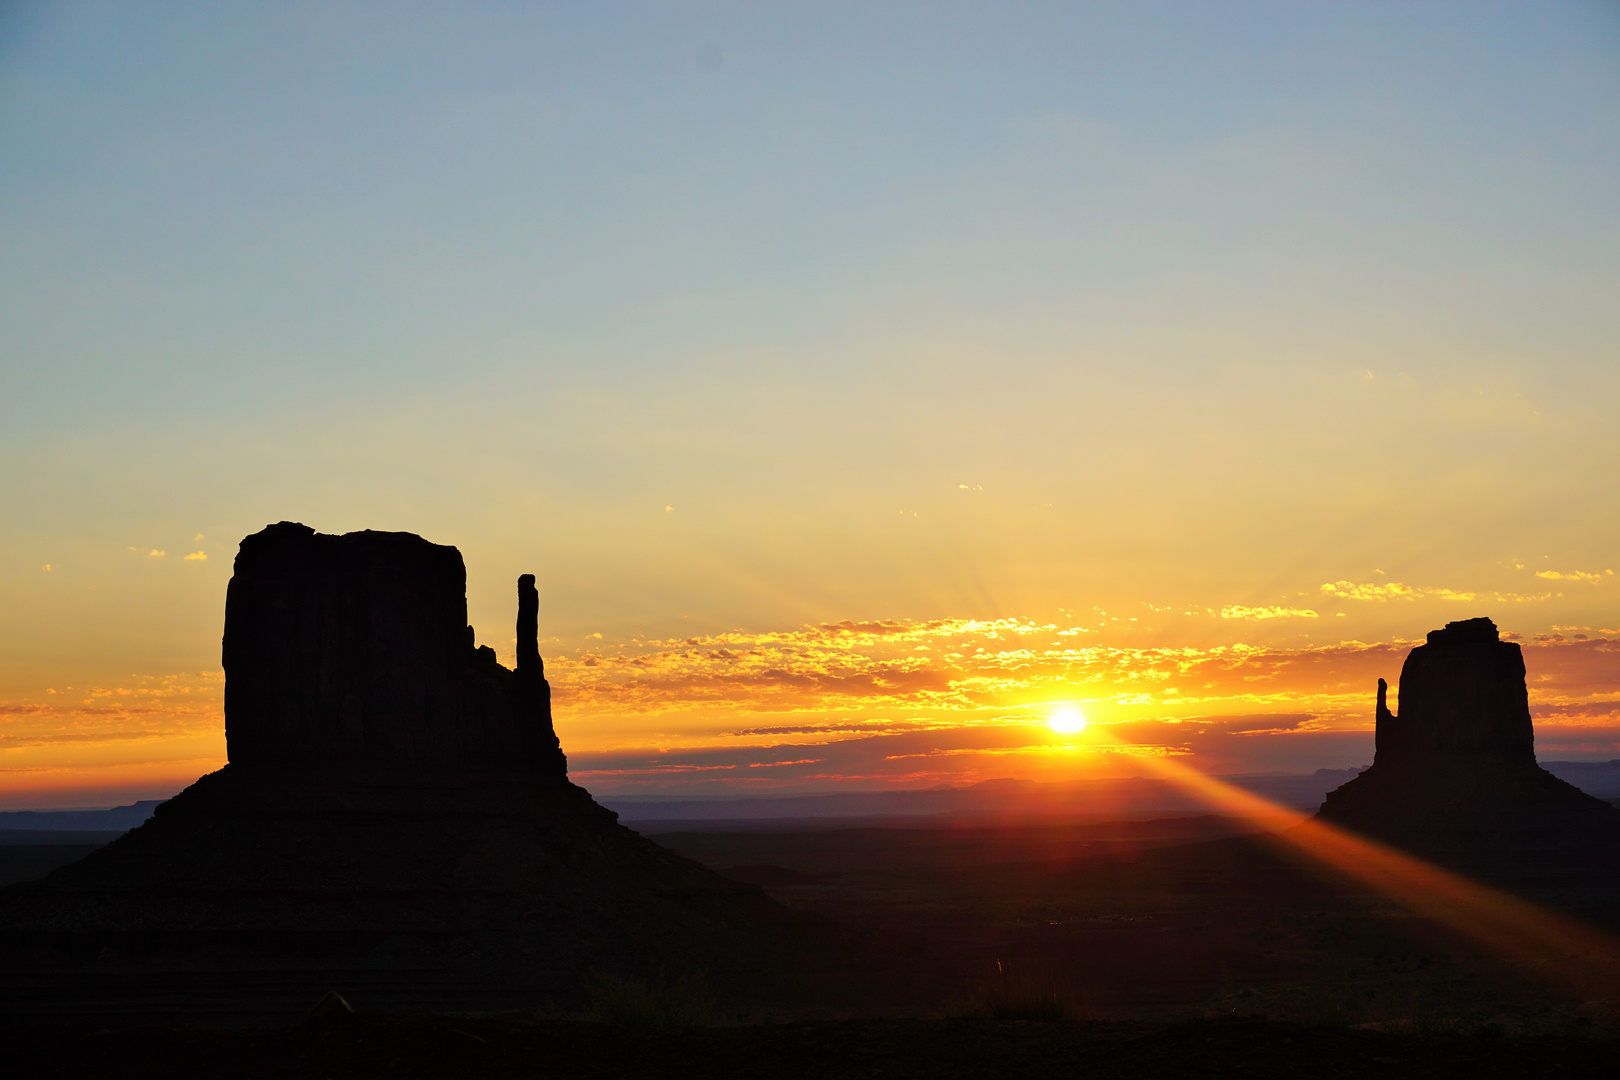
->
223, 523, 564, 774
1370, 616, 1536, 766
0, 524, 776, 1019
1318, 618, 1620, 863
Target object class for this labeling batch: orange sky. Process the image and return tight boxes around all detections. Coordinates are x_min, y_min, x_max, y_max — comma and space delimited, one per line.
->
4, 588, 1617, 806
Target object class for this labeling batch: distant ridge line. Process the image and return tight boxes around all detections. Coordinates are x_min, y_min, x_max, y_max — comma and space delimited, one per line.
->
5, 762, 1616, 830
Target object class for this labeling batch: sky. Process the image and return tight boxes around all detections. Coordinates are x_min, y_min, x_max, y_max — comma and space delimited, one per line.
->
2, 2, 1618, 807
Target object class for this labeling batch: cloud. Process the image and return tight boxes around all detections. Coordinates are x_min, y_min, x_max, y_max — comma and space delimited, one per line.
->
728, 719, 959, 737
0, 673, 224, 748
1321, 581, 1464, 601
1220, 606, 1319, 620
545, 616, 1421, 720
1532, 700, 1620, 720
1320, 581, 1550, 604
1536, 570, 1605, 582
184, 551, 207, 561
545, 619, 1620, 767
815, 620, 914, 636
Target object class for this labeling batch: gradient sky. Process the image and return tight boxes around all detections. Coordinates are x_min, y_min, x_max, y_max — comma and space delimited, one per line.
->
3, 2, 1618, 807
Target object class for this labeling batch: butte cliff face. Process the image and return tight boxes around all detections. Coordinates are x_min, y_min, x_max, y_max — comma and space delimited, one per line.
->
1370, 616, 1535, 767
0, 523, 775, 1017
1318, 618, 1620, 859
222, 522, 564, 774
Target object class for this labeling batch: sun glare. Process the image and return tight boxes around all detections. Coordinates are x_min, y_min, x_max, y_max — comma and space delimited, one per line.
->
1048, 705, 1087, 735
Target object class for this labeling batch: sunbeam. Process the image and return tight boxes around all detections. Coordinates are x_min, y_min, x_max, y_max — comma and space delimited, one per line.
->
1080, 728, 1620, 998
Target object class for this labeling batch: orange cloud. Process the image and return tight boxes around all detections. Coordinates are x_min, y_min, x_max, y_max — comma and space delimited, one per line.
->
0, 672, 224, 748
1321, 580, 1468, 601
1220, 606, 1319, 620
1320, 581, 1552, 604
547, 620, 1620, 733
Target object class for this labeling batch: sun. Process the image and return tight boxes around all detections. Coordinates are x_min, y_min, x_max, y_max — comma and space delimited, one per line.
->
1048, 705, 1087, 735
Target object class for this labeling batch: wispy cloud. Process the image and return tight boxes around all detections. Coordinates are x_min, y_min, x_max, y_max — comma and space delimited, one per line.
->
1536, 569, 1609, 582
546, 617, 1421, 724
1320, 581, 1550, 603
1321, 580, 1472, 601
1220, 606, 1319, 620
0, 673, 224, 748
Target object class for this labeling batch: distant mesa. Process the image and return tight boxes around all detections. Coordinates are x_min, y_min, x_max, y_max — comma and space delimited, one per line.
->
0, 522, 776, 1018
1317, 617, 1620, 861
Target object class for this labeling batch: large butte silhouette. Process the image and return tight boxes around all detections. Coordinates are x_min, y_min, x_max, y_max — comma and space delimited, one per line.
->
0, 523, 776, 1014
1317, 617, 1620, 866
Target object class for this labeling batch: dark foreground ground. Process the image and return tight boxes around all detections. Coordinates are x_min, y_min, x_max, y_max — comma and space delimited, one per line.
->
7, 1013, 1619, 1080
7, 813, 1620, 1075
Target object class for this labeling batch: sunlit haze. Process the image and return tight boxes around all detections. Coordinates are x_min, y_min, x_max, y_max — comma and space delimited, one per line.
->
1049, 706, 1087, 736
2, 3, 1618, 807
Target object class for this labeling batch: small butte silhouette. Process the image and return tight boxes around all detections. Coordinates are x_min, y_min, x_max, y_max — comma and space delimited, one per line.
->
0, 523, 780, 1017
1317, 616, 1620, 875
